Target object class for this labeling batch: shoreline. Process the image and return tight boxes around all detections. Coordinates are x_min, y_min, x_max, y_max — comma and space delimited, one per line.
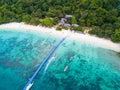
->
0, 22, 120, 52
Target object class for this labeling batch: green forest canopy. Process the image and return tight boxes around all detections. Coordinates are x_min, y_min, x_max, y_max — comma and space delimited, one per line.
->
0, 0, 120, 42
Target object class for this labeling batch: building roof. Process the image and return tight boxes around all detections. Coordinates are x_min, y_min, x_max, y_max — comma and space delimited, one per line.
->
65, 15, 72, 18
64, 24, 71, 27
72, 24, 79, 27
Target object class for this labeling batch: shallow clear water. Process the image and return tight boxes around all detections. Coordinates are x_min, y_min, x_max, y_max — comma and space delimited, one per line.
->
0, 30, 120, 90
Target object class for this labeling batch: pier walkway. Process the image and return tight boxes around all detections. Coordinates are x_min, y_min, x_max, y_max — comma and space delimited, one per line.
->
23, 37, 66, 90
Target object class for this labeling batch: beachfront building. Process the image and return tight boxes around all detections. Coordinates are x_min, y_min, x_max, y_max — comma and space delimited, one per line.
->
64, 24, 71, 27
58, 15, 79, 28
58, 18, 67, 26
65, 15, 72, 18
72, 24, 79, 27
58, 15, 72, 27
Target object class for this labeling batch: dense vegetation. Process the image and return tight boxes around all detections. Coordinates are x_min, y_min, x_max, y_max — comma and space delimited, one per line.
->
0, 0, 120, 42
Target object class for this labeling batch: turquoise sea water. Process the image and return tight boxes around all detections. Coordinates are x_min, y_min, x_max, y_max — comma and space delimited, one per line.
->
0, 29, 120, 90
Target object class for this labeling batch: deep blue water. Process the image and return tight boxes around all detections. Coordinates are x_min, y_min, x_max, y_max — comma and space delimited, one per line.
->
0, 30, 120, 90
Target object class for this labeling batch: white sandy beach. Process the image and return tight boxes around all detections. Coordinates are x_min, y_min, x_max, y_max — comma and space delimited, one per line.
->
0, 22, 120, 52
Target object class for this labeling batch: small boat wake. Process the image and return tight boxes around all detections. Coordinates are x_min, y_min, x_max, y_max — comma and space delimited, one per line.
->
43, 54, 56, 74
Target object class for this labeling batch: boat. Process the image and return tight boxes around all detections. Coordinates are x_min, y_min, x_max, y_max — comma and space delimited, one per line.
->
64, 65, 68, 72
26, 82, 34, 90
69, 56, 73, 61
52, 54, 56, 60
53, 54, 56, 58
